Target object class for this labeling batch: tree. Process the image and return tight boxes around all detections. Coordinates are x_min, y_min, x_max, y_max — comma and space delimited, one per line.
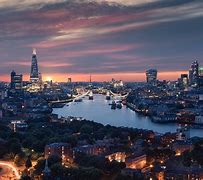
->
7, 138, 22, 155
14, 152, 26, 167
182, 151, 192, 167
83, 167, 103, 180
25, 156, 32, 169
62, 135, 78, 147
107, 160, 126, 173
115, 174, 134, 180
20, 175, 31, 180
80, 125, 93, 134
63, 167, 103, 180
50, 163, 64, 177
48, 154, 62, 167
34, 157, 45, 175
10, 142, 22, 155
22, 137, 34, 149
0, 143, 9, 158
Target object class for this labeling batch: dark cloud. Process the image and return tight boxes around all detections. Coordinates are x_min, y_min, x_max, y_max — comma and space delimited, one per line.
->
0, 0, 203, 81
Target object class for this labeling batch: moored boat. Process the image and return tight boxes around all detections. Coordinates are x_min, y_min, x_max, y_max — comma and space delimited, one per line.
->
89, 91, 94, 100
111, 100, 116, 109
106, 91, 111, 100
116, 103, 122, 109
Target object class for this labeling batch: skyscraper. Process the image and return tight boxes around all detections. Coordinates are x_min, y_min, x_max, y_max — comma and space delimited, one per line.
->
199, 67, 203, 77
189, 60, 199, 86
198, 67, 203, 87
10, 70, 23, 90
30, 48, 40, 83
146, 69, 157, 84
178, 74, 189, 88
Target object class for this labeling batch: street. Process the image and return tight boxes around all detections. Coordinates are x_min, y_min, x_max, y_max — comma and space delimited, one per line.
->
0, 161, 20, 180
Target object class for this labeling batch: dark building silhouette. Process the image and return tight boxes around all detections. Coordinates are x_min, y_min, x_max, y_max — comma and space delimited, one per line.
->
178, 74, 189, 88
10, 70, 23, 90
199, 67, 203, 87
189, 60, 199, 86
30, 48, 40, 83
146, 69, 157, 84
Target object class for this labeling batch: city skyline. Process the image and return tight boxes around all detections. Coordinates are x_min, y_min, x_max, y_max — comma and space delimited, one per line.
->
1, 0, 203, 82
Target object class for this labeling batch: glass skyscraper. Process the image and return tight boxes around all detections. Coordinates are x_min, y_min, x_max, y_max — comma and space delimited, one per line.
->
189, 60, 199, 86
10, 70, 23, 90
146, 69, 157, 84
30, 48, 40, 83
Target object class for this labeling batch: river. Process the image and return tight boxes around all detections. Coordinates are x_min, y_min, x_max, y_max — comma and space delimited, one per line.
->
53, 94, 203, 137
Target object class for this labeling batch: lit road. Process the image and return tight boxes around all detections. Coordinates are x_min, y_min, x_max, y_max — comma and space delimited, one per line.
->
0, 161, 20, 179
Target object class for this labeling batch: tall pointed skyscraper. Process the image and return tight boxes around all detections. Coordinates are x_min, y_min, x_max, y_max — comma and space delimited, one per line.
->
30, 48, 39, 83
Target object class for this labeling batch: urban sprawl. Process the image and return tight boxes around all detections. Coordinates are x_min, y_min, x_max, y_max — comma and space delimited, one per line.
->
0, 49, 203, 180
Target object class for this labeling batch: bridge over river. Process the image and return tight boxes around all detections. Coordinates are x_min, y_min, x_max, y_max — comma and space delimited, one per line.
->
53, 94, 203, 138
49, 89, 129, 104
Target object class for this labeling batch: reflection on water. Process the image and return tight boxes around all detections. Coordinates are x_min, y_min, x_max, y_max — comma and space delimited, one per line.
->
53, 94, 203, 137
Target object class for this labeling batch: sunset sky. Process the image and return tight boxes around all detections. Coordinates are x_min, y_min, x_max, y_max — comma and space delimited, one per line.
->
0, 0, 203, 82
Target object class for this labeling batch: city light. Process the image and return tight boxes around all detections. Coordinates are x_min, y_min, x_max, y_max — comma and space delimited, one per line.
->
1, 1, 203, 179
0, 162, 21, 179
45, 76, 53, 82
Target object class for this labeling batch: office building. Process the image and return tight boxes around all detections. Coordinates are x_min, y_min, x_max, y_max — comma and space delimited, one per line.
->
189, 60, 199, 86
199, 67, 203, 76
179, 74, 189, 88
10, 70, 23, 90
45, 143, 73, 163
146, 69, 157, 84
199, 67, 203, 87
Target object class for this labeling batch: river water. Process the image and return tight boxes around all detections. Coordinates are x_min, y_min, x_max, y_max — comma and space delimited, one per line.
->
53, 94, 203, 137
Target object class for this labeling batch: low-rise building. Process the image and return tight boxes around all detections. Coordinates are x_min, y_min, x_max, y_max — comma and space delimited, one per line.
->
105, 152, 126, 163
176, 126, 190, 141
152, 113, 177, 123
74, 144, 107, 156
125, 154, 147, 169
195, 115, 203, 125
172, 141, 193, 156
165, 167, 203, 180
45, 143, 73, 163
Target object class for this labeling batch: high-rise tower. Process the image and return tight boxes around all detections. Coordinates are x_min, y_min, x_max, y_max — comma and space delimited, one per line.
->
146, 69, 157, 84
10, 70, 23, 90
30, 48, 39, 83
189, 60, 199, 86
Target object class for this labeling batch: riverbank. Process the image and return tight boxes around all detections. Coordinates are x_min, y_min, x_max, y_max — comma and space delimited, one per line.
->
53, 94, 203, 137
126, 102, 203, 128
